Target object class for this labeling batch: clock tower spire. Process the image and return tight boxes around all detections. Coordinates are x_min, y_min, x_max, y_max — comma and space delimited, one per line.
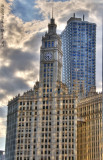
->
52, 6, 53, 19
48, 8, 57, 35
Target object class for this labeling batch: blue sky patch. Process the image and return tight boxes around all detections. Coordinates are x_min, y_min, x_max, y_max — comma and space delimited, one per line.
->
6, 0, 69, 22
7, 0, 44, 22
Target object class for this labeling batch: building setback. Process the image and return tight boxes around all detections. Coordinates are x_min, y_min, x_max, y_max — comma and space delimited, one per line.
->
5, 17, 77, 160
61, 15, 96, 96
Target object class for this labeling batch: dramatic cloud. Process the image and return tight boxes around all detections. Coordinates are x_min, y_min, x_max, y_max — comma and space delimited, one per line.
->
11, 0, 44, 22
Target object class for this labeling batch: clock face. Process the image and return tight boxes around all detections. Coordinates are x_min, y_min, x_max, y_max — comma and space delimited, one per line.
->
44, 53, 52, 61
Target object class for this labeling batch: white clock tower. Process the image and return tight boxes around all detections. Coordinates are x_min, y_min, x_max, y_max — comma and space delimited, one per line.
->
40, 17, 63, 96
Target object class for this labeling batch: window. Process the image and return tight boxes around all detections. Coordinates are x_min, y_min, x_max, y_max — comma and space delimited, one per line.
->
20, 102, 22, 105
57, 127, 59, 131
58, 89, 60, 94
63, 100, 65, 103
57, 122, 59, 125
44, 69, 46, 72
48, 41, 50, 47
52, 41, 54, 47
45, 41, 47, 48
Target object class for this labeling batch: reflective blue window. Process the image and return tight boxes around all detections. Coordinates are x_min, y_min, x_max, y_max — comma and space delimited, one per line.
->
48, 41, 50, 47
61, 20, 96, 94
52, 41, 54, 47
45, 41, 47, 48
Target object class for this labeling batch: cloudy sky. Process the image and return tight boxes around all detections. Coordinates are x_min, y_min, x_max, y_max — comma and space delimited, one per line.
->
0, 0, 103, 150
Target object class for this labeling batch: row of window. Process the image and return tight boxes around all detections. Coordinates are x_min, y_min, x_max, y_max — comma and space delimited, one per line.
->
45, 41, 54, 48
20, 101, 32, 105
43, 78, 53, 83
44, 73, 53, 77
43, 89, 52, 93
44, 68, 53, 72
44, 63, 53, 67
17, 156, 74, 160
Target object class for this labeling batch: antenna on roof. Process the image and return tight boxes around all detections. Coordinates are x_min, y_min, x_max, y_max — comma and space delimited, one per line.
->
83, 14, 85, 21
52, 6, 53, 19
51, 0, 54, 19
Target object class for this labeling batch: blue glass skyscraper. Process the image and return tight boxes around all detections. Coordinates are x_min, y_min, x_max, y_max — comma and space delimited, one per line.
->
61, 15, 96, 95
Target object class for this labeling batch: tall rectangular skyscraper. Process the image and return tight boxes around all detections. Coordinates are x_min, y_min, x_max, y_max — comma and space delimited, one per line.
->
61, 15, 96, 95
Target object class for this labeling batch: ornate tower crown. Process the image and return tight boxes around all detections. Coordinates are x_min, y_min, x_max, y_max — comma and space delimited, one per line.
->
48, 13, 57, 34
